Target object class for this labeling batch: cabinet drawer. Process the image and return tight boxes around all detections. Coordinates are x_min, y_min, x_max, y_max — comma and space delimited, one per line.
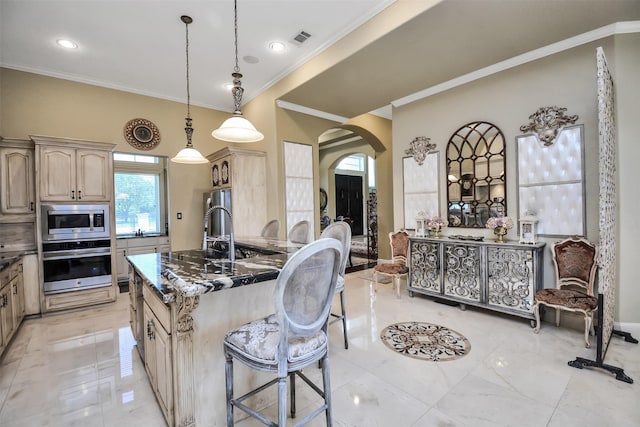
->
44, 285, 116, 312
143, 285, 170, 332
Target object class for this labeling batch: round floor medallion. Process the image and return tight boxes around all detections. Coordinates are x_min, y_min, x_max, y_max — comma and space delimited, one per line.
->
380, 322, 471, 361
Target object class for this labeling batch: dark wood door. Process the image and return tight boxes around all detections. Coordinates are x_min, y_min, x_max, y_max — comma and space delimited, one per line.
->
335, 174, 363, 235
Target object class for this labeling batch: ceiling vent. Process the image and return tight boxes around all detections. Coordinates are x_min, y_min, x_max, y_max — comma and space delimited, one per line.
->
292, 31, 311, 44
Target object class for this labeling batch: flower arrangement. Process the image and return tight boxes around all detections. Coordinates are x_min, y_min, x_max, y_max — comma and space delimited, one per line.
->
485, 216, 514, 230
427, 216, 448, 230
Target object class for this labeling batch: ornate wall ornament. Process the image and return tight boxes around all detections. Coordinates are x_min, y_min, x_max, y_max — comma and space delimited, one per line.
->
520, 106, 578, 146
405, 136, 436, 165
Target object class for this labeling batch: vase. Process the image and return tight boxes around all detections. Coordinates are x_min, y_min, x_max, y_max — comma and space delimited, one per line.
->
494, 226, 507, 242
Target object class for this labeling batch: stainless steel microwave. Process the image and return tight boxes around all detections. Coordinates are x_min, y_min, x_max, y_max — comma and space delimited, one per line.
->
41, 204, 110, 241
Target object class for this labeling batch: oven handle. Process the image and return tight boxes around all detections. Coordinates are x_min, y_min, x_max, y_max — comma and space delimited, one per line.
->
42, 248, 112, 260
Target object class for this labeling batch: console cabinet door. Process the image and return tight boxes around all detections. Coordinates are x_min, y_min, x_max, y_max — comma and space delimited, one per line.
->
39, 146, 76, 201
408, 240, 442, 294
486, 247, 535, 314
0, 147, 35, 214
443, 243, 481, 303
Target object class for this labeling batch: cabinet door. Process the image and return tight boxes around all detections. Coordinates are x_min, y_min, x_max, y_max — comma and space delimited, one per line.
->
153, 316, 173, 419
143, 302, 173, 422
443, 243, 481, 303
76, 149, 112, 201
143, 303, 158, 386
22, 254, 40, 316
486, 247, 535, 314
40, 146, 76, 201
0, 285, 14, 347
0, 148, 35, 214
408, 240, 442, 294
116, 248, 129, 282
10, 275, 24, 328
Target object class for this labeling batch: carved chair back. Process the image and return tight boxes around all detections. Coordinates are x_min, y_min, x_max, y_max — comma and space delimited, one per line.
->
551, 236, 598, 296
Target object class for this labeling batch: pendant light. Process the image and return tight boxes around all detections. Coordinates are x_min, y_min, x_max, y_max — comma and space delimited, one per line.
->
211, 0, 264, 143
172, 15, 209, 164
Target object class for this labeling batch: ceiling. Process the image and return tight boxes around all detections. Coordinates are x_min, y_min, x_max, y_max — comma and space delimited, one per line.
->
2, 0, 640, 124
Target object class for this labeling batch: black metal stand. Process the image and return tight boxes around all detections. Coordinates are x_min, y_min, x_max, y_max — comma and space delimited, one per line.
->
568, 294, 637, 384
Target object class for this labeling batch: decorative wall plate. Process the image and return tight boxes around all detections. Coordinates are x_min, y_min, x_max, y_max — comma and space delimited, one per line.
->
124, 118, 161, 150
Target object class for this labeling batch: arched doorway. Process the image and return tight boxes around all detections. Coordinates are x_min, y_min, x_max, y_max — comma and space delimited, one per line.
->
318, 125, 384, 271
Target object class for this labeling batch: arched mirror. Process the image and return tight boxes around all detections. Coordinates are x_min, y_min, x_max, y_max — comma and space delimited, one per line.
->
446, 121, 506, 228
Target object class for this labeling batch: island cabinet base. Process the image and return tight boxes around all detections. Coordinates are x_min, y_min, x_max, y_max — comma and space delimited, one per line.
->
135, 276, 278, 426
408, 237, 546, 324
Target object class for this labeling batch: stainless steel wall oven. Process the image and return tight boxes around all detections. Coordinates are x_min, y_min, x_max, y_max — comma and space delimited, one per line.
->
42, 239, 113, 294
40, 204, 113, 294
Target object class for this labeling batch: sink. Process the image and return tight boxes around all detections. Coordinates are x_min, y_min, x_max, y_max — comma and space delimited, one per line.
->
205, 242, 281, 260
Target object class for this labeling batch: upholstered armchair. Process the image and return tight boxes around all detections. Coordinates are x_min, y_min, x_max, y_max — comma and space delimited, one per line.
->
533, 236, 598, 347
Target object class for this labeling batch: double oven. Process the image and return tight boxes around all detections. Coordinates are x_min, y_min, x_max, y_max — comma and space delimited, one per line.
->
40, 204, 113, 294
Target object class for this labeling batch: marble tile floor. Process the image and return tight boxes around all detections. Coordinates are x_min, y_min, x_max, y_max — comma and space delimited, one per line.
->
1, 270, 639, 426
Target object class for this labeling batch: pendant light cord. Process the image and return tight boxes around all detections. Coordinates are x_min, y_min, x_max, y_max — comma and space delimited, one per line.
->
234, 0, 239, 74
185, 18, 191, 119
181, 15, 194, 147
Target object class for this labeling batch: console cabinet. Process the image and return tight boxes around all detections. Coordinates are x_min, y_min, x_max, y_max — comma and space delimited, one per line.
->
408, 237, 545, 323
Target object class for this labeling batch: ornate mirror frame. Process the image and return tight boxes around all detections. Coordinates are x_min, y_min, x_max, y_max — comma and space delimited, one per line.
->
446, 121, 506, 228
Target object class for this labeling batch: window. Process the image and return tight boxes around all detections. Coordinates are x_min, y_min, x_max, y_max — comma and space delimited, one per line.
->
336, 154, 365, 172
113, 153, 168, 236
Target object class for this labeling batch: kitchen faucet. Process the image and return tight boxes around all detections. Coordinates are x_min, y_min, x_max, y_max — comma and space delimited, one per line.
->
203, 204, 235, 262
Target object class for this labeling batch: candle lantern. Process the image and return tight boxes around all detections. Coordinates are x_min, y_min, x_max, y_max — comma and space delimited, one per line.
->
415, 211, 428, 237
519, 212, 539, 244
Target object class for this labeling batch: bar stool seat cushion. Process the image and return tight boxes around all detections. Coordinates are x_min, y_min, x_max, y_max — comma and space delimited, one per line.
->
224, 314, 327, 365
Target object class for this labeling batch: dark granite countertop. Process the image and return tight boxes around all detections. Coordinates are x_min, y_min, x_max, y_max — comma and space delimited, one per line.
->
126, 238, 304, 304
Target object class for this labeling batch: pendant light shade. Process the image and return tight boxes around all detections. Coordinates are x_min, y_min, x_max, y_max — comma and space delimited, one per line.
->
172, 15, 209, 164
172, 146, 209, 163
212, 0, 263, 143
212, 112, 264, 143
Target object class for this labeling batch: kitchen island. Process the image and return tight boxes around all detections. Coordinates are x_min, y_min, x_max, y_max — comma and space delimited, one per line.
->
126, 238, 304, 427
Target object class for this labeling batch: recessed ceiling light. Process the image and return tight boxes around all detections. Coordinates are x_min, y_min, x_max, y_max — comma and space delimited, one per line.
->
56, 39, 78, 49
269, 42, 285, 52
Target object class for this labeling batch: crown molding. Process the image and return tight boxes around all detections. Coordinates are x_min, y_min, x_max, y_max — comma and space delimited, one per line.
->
276, 100, 348, 123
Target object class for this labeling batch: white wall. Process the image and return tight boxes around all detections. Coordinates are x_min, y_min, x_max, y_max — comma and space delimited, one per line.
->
392, 34, 640, 324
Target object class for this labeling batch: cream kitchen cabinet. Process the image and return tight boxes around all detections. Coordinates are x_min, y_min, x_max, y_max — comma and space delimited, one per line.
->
142, 286, 173, 425
206, 147, 267, 237
32, 136, 115, 202
0, 258, 25, 357
0, 139, 35, 217
117, 236, 170, 282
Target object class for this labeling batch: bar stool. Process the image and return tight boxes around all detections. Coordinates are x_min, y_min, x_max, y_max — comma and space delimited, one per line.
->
320, 221, 351, 349
261, 219, 280, 239
288, 220, 311, 244
223, 238, 342, 426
